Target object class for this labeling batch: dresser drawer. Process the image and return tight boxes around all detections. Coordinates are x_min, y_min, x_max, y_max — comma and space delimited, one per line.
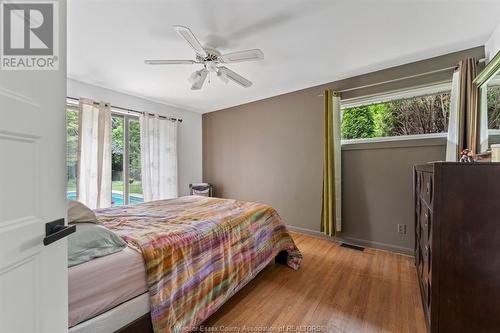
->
421, 172, 433, 206
422, 205, 430, 236
422, 244, 430, 283
415, 196, 421, 215
419, 200, 431, 245
416, 171, 423, 196
417, 245, 423, 277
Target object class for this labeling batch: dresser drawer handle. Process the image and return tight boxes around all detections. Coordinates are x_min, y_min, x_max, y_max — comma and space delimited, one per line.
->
426, 182, 430, 195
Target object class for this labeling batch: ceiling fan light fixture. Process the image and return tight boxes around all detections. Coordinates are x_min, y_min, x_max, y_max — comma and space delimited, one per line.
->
190, 69, 208, 90
206, 61, 218, 72
217, 69, 229, 83
188, 70, 202, 84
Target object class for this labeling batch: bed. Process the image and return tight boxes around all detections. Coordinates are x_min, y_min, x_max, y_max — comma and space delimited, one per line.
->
69, 195, 302, 333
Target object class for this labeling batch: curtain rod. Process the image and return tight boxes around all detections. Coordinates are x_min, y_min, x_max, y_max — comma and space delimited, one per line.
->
66, 96, 183, 123
318, 57, 486, 96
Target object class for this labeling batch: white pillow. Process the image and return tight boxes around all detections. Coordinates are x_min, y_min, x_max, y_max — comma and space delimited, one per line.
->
68, 223, 126, 267
68, 200, 98, 224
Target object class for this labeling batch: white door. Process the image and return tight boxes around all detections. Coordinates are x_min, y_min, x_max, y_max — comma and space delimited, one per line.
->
0, 1, 68, 332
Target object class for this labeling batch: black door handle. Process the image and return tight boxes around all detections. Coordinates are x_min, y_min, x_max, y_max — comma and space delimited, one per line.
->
43, 218, 76, 246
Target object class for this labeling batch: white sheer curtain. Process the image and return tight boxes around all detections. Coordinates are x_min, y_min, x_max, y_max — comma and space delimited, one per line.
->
446, 70, 461, 161
140, 114, 178, 202
77, 98, 112, 209
479, 87, 489, 152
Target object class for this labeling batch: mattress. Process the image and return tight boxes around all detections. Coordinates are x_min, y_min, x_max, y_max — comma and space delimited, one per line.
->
69, 293, 150, 333
68, 246, 148, 327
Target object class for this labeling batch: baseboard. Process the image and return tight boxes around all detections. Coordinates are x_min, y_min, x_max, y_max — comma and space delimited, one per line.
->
335, 236, 414, 256
286, 225, 414, 256
286, 225, 330, 240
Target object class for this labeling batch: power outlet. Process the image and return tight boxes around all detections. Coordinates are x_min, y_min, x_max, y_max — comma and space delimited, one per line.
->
398, 224, 407, 234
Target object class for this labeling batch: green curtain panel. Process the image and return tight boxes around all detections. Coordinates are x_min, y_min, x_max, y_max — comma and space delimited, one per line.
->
321, 90, 342, 236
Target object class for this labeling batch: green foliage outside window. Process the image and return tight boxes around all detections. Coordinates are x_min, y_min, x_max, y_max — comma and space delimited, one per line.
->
128, 119, 142, 181
487, 86, 500, 129
111, 117, 143, 197
341, 92, 451, 140
112, 116, 124, 173
341, 88, 500, 140
66, 110, 79, 191
341, 106, 375, 139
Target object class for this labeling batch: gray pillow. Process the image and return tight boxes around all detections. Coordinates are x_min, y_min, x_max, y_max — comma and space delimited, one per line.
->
68, 200, 98, 224
68, 223, 126, 267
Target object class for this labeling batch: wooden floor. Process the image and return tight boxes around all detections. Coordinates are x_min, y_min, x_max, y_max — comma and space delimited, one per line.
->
203, 232, 426, 333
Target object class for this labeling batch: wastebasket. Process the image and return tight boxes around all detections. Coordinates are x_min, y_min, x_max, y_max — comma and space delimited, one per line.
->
189, 183, 213, 197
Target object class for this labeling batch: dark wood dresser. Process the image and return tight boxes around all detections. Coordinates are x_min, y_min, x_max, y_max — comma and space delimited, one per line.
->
414, 162, 500, 332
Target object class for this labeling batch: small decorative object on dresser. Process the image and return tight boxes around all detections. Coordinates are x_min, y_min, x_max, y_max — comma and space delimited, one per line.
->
414, 162, 500, 332
459, 149, 474, 163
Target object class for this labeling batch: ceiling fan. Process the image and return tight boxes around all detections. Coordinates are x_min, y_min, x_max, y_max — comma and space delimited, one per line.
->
145, 25, 264, 90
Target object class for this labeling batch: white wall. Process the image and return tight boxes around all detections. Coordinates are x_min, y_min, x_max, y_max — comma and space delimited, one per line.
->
485, 22, 500, 61
67, 78, 202, 196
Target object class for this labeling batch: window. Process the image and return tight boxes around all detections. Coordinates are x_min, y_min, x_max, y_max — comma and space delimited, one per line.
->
341, 84, 451, 141
111, 115, 125, 206
128, 118, 143, 204
486, 74, 500, 150
66, 100, 144, 205
487, 76, 500, 130
66, 105, 79, 201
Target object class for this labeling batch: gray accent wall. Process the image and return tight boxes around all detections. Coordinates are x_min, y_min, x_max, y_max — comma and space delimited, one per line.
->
340, 138, 445, 254
203, 86, 324, 234
202, 47, 483, 254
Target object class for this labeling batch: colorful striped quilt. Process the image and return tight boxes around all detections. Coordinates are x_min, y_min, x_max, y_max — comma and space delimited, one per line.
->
95, 196, 302, 333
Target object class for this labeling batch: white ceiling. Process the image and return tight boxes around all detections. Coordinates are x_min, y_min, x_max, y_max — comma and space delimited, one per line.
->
68, 0, 500, 113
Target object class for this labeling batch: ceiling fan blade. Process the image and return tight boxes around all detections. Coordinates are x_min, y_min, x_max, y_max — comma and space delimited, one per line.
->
191, 69, 208, 90
219, 66, 252, 88
220, 49, 264, 63
144, 60, 197, 65
173, 25, 208, 58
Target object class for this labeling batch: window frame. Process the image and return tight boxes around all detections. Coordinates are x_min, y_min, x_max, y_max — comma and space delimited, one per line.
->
66, 98, 141, 206
485, 77, 500, 131
340, 82, 452, 145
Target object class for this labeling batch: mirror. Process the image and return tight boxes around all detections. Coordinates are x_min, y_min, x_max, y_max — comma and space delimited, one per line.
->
475, 51, 500, 152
